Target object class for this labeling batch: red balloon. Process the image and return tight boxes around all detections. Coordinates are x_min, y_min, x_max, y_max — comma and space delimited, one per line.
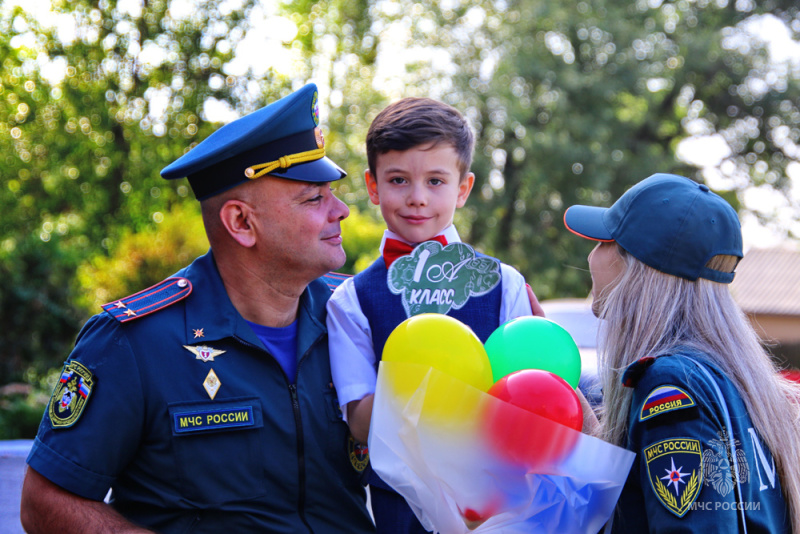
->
483, 369, 583, 470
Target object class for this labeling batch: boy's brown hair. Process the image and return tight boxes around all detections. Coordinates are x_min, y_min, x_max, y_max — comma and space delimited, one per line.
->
366, 98, 475, 180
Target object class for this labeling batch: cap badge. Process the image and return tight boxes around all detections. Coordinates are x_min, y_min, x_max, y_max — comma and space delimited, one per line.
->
193, 328, 205, 339
203, 369, 221, 399
184, 344, 226, 362
314, 127, 325, 149
312, 91, 320, 125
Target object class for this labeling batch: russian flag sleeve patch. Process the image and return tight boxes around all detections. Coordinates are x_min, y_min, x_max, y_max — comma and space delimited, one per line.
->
640, 385, 696, 421
48, 361, 94, 428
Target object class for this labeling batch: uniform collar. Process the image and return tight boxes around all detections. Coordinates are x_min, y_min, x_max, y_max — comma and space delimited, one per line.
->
179, 250, 326, 356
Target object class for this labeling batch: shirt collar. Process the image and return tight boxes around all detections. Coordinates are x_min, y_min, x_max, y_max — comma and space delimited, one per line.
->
181, 250, 261, 346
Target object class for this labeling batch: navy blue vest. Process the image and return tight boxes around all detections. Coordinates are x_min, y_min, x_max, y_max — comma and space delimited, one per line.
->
353, 254, 503, 367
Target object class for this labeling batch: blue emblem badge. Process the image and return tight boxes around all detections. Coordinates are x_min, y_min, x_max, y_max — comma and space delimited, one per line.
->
644, 437, 704, 517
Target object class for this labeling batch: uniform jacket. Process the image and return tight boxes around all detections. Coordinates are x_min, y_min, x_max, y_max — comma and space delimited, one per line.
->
27, 251, 375, 534
611, 350, 791, 533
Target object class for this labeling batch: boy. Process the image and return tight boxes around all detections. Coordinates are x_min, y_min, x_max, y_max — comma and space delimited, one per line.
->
327, 98, 542, 534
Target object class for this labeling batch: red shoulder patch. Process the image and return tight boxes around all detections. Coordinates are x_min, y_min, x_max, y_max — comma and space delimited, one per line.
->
622, 356, 657, 388
101, 277, 192, 323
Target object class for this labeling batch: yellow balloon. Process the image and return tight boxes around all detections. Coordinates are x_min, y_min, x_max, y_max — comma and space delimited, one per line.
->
380, 361, 487, 428
381, 314, 493, 425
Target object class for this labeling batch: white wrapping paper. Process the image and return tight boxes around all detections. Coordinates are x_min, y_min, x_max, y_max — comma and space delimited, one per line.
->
369, 362, 635, 533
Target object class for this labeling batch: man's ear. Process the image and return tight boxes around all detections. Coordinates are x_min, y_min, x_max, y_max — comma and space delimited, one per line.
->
456, 172, 475, 208
219, 199, 257, 248
365, 170, 380, 206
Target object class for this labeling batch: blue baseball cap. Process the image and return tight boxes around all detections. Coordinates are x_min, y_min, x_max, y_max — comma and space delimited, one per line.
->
161, 83, 345, 200
564, 174, 743, 283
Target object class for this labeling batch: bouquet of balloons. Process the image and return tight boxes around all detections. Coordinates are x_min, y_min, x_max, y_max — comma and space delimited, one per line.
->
368, 314, 635, 533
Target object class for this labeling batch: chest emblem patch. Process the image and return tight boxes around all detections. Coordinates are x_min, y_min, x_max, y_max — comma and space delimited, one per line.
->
645, 438, 703, 517
640, 385, 696, 421
184, 344, 226, 362
48, 361, 94, 428
387, 242, 501, 317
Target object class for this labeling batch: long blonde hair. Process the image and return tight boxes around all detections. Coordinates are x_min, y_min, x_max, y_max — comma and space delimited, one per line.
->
596, 246, 800, 531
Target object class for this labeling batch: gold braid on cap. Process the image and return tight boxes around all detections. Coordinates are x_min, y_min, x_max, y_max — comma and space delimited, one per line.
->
244, 147, 326, 179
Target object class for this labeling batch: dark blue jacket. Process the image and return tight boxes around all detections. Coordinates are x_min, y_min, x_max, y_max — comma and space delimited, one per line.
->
611, 351, 791, 533
27, 251, 375, 533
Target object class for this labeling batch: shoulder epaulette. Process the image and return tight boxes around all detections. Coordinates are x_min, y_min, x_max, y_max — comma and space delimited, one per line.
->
622, 356, 657, 388
320, 272, 352, 292
101, 277, 192, 323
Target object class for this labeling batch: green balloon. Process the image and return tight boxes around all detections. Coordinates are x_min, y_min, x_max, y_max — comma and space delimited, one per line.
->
485, 316, 582, 388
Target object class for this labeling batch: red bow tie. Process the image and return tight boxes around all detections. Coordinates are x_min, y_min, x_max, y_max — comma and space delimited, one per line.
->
383, 235, 448, 267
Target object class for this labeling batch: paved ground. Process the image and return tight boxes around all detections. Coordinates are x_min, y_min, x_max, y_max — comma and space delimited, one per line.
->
0, 440, 33, 534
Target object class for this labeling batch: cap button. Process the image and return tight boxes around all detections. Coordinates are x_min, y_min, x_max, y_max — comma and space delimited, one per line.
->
699, 184, 710, 192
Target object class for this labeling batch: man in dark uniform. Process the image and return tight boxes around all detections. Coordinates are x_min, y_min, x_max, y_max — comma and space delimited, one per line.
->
20, 83, 376, 534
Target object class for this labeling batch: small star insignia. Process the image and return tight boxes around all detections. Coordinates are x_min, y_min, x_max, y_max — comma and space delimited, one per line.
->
124, 309, 137, 317
115, 301, 126, 308
193, 328, 205, 339
183, 344, 226, 362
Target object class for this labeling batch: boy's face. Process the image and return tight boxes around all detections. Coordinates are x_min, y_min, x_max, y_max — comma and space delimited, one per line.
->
365, 143, 474, 244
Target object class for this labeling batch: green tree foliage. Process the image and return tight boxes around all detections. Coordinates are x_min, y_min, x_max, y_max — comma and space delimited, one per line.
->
0, 0, 263, 380
1, 0, 798, 389
0, 0, 388, 383
340, 205, 387, 273
376, 0, 800, 299
275, 0, 388, 214
74, 203, 209, 312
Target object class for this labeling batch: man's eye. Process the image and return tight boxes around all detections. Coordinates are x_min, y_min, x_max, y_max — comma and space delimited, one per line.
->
307, 195, 323, 203
389, 177, 405, 184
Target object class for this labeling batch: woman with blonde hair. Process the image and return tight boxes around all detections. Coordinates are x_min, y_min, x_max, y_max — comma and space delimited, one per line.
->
564, 174, 799, 532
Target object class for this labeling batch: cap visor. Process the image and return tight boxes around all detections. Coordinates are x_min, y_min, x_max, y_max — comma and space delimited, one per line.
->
269, 156, 346, 183
564, 205, 614, 241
